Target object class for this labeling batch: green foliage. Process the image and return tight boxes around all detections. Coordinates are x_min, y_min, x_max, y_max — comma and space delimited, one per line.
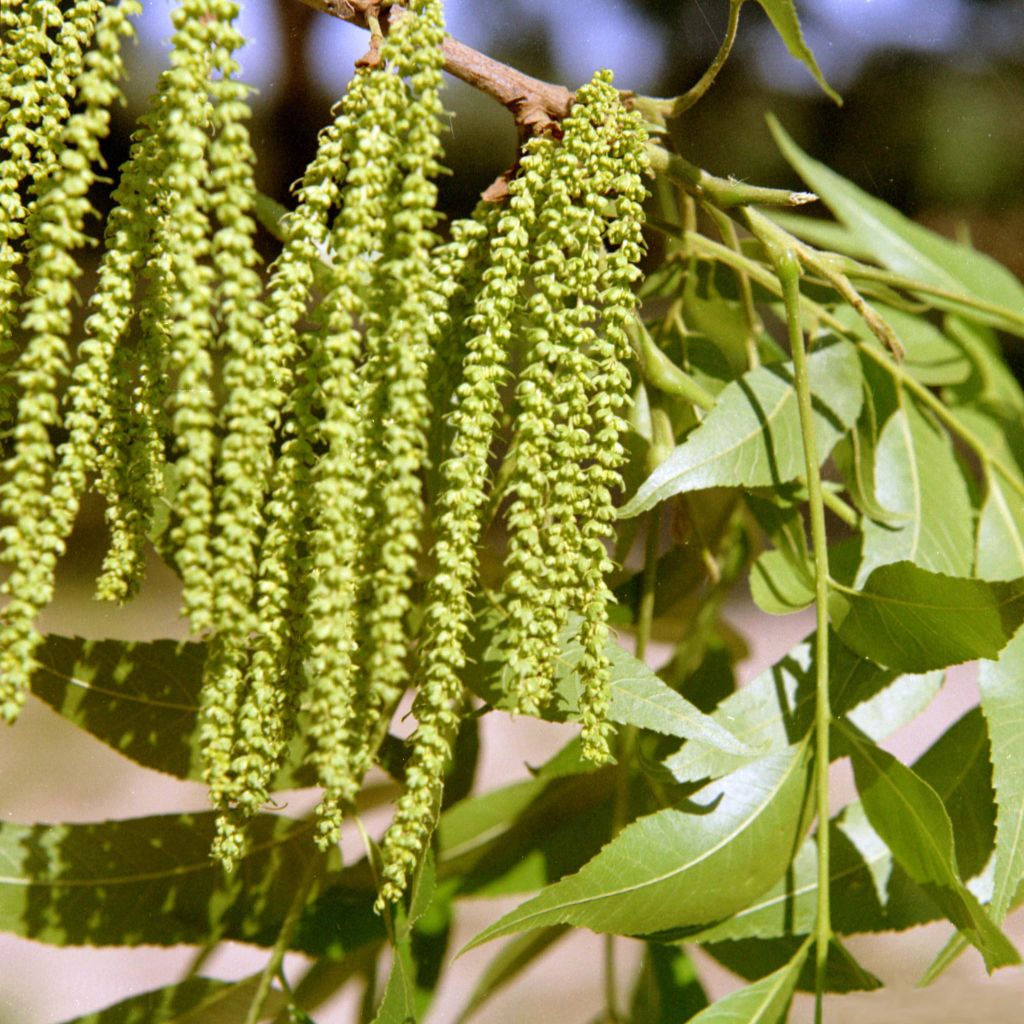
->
3, 1, 1024, 1021
56, 975, 289, 1024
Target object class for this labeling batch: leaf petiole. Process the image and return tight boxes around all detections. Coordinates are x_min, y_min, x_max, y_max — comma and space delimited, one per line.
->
771, 244, 833, 1022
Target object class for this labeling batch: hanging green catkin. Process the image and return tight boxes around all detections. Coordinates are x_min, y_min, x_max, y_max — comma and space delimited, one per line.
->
1, 0, 100, 341
375, 147, 553, 906
335, 0, 449, 795
86, 116, 171, 602
224, 356, 320, 826
291, 66, 407, 851
200, 1, 287, 853
501, 142, 590, 717
499, 70, 648, 759
573, 76, 649, 760
298, 0, 452, 850
156, 0, 220, 633
423, 206, 500, 499
0, 0, 140, 722
198, 105, 356, 834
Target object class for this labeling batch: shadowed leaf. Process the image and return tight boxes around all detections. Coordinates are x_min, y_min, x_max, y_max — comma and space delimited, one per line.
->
840, 723, 1019, 971
55, 974, 288, 1024
829, 563, 1024, 672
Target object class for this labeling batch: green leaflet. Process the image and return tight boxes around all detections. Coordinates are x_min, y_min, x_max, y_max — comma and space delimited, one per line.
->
856, 397, 974, 584
31, 611, 751, 789
373, 857, 452, 1024
910, 708, 996, 882
461, 743, 813, 950
55, 974, 288, 1024
752, 0, 840, 104
979, 627, 1024, 923
373, 940, 419, 1024
28, 633, 314, 787
832, 370, 901, 526
619, 337, 862, 517
749, 546, 814, 615
976, 465, 1024, 581
829, 563, 1024, 672
764, 210, 872, 263
693, 709, 996, 944
769, 117, 1024, 336
665, 634, 941, 784
946, 317, 1024, 420
747, 492, 814, 616
840, 723, 1019, 972
466, 612, 751, 755
685, 937, 810, 1024
834, 303, 971, 387
0, 811, 378, 955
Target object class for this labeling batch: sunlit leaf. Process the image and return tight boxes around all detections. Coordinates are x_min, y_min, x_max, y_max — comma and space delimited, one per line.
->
834, 304, 971, 387
694, 711, 996, 945
752, 0, 841, 104
56, 974, 288, 1024
840, 723, 1019, 971
620, 338, 862, 517
979, 627, 1024, 923
372, 939, 418, 1024
856, 398, 974, 584
747, 493, 814, 615
829, 563, 1024, 672
769, 117, 1024, 335
832, 359, 905, 525
462, 744, 812, 950
750, 546, 814, 615
685, 938, 810, 1024
976, 466, 1024, 582
909, 709, 996, 883
665, 634, 939, 783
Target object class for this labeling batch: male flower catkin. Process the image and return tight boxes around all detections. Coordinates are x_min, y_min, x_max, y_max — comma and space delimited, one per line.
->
0, 0, 140, 721
376, 70, 649, 901
500, 70, 649, 762
0, 0, 649, 908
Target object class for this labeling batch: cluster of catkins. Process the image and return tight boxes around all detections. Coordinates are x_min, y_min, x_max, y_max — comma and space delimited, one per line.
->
0, 0, 648, 902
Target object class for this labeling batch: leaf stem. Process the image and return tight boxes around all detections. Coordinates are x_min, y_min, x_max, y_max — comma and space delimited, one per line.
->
647, 147, 817, 209
244, 851, 322, 1024
704, 203, 763, 369
606, 506, 662, 1022
773, 246, 832, 1020
658, 0, 745, 117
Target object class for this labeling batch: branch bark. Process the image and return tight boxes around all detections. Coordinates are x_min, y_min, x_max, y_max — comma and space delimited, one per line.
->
294, 0, 574, 132
290, 0, 817, 209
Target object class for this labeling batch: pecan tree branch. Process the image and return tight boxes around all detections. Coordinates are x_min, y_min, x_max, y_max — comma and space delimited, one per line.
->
293, 0, 574, 132
290, 0, 816, 209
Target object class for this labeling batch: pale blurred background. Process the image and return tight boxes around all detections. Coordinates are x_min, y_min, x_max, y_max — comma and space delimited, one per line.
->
3, 0, 1024, 1020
